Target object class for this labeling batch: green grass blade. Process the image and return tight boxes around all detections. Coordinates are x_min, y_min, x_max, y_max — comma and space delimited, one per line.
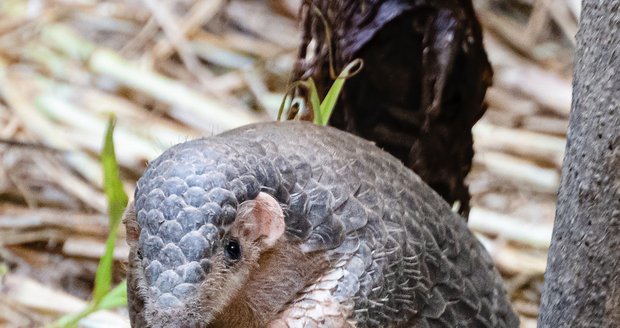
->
52, 304, 97, 328
52, 282, 126, 327
93, 116, 128, 303
319, 59, 363, 126
305, 78, 322, 125
278, 79, 322, 123
52, 116, 128, 328
98, 281, 128, 310
277, 81, 304, 121
276, 94, 291, 121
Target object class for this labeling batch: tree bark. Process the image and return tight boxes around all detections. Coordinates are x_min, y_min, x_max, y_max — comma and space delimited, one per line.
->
538, 1, 620, 327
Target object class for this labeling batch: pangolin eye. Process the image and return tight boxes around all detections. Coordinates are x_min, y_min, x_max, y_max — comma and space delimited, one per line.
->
224, 238, 241, 263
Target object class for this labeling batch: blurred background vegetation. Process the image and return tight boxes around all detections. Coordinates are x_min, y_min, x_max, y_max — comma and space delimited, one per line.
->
0, 0, 578, 327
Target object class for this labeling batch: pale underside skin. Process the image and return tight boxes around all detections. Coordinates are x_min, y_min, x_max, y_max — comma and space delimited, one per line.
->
269, 267, 356, 328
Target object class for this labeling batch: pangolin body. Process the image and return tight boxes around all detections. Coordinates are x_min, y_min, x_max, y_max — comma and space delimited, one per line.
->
125, 121, 518, 327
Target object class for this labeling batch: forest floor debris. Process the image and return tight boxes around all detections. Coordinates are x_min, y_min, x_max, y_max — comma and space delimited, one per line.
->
0, 0, 577, 326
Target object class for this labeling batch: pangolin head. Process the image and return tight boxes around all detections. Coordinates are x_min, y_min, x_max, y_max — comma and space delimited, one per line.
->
124, 137, 288, 327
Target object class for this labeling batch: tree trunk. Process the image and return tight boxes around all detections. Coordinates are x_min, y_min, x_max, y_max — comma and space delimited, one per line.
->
290, 0, 492, 217
538, 1, 620, 327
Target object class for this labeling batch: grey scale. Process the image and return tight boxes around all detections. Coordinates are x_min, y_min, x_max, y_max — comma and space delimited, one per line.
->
130, 121, 518, 327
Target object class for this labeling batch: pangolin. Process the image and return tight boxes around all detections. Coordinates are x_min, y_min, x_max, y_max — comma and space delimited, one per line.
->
124, 121, 518, 327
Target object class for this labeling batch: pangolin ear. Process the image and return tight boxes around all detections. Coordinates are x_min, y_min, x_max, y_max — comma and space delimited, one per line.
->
233, 192, 285, 248
123, 202, 140, 246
